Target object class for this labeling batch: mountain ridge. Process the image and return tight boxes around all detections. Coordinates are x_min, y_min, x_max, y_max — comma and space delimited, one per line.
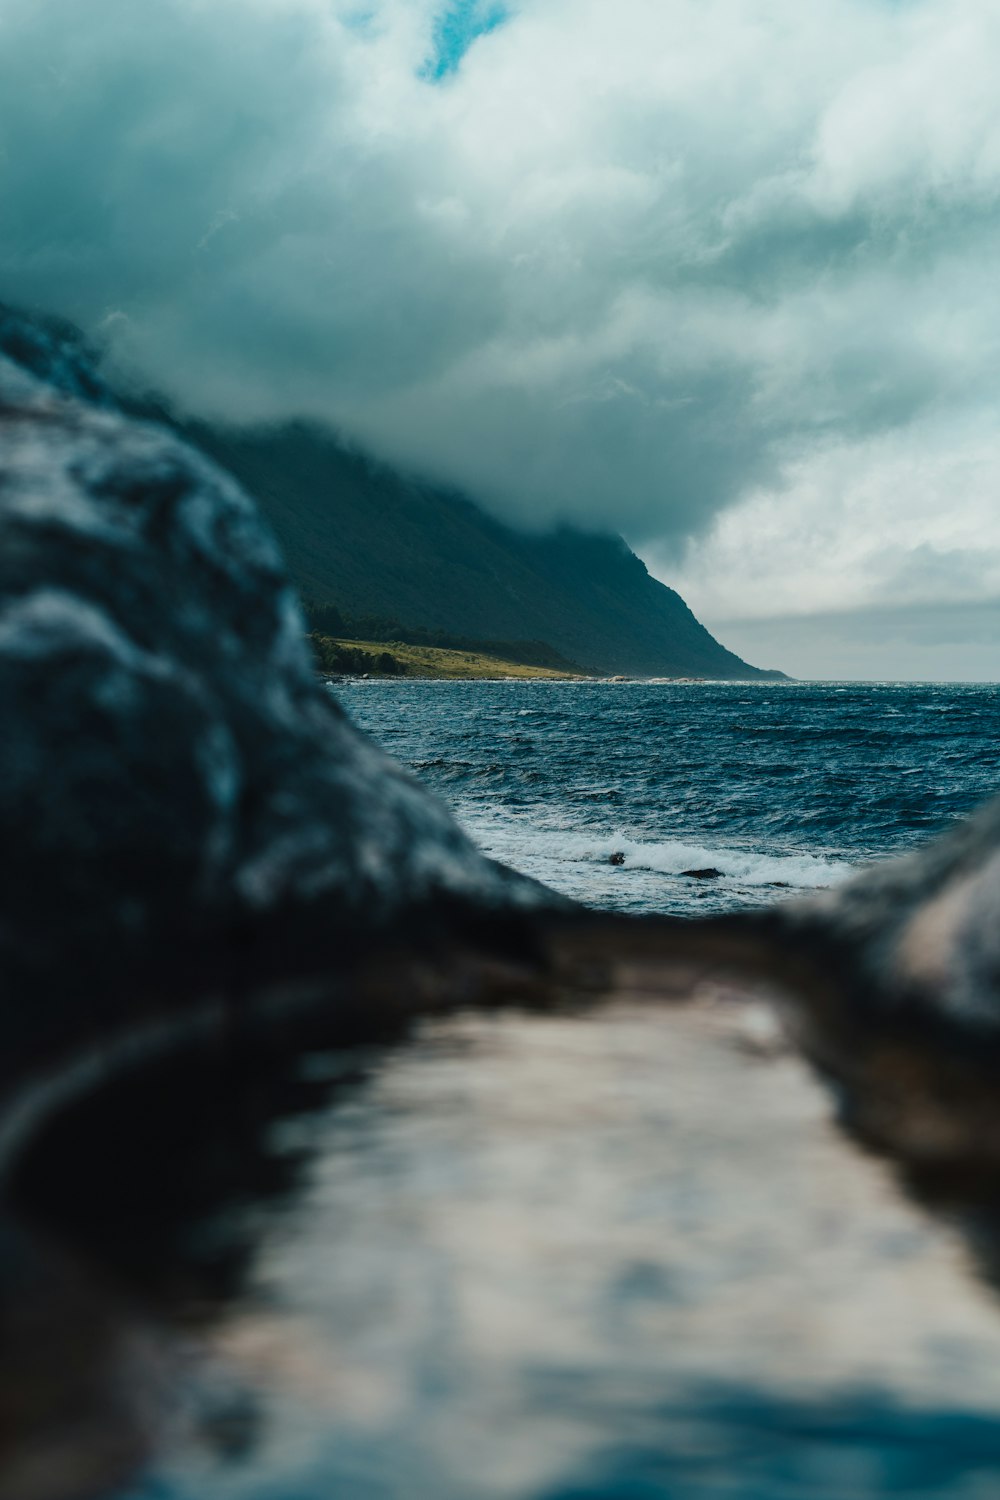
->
0, 297, 783, 679
184, 420, 785, 680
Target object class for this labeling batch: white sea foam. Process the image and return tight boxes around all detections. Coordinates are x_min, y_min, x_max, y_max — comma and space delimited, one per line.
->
613, 838, 848, 889
466, 817, 850, 893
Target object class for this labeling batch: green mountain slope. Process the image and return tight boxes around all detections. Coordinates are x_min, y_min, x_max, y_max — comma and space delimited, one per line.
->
186, 421, 783, 679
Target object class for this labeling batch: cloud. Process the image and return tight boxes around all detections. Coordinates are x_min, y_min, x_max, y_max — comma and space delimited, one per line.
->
2, 0, 1000, 629
659, 402, 1000, 627
708, 601, 1000, 683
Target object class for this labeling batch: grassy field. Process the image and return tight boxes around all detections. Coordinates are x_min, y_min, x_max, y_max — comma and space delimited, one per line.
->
324, 637, 584, 679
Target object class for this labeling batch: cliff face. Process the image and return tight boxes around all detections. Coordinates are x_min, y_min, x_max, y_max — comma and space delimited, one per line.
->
185, 421, 783, 679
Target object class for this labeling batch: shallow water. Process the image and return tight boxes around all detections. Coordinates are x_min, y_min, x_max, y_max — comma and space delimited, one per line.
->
336, 679, 1000, 914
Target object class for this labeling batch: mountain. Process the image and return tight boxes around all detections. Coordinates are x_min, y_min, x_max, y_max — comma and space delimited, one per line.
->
184, 421, 783, 679
0, 298, 781, 678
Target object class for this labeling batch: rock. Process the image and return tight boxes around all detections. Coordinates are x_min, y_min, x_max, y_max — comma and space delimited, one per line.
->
0, 305, 557, 1067
608, 851, 626, 866
751, 795, 1000, 1184
680, 867, 723, 880
0, 305, 117, 410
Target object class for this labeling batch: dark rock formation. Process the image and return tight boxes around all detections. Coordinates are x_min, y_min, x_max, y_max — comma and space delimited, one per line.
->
758, 797, 1000, 1186
0, 306, 116, 410
0, 306, 556, 1074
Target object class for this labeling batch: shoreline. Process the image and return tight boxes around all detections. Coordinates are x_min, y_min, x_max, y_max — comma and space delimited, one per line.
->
328, 672, 731, 685
312, 633, 788, 684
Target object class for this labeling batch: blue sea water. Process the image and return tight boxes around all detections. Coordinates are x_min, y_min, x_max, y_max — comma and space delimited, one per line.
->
337, 678, 1000, 915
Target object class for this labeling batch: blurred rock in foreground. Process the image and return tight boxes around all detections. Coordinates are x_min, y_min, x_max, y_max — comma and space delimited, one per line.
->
0, 304, 555, 1073
3, 301, 1000, 1499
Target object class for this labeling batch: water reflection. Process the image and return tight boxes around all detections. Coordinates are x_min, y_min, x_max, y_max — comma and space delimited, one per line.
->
5, 996, 1000, 1497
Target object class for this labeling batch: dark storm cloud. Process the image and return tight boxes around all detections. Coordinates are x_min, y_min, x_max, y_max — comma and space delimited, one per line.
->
2, 0, 1000, 613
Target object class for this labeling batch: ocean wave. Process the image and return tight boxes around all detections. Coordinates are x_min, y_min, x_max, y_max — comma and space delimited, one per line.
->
475, 825, 850, 890
342, 679, 997, 916
619, 839, 849, 888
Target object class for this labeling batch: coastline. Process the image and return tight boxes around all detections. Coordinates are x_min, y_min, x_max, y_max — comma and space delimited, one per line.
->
311, 633, 786, 683
315, 636, 585, 680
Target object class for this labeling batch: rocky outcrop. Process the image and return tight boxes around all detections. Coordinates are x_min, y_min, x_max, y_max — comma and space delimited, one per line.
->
758, 796, 1000, 1185
0, 306, 556, 1068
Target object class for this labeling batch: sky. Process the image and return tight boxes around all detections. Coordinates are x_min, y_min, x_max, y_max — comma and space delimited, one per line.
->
1, 0, 999, 678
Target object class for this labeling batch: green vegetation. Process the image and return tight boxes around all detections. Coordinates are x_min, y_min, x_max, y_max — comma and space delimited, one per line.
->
305, 601, 585, 673
311, 636, 407, 677
310, 634, 583, 680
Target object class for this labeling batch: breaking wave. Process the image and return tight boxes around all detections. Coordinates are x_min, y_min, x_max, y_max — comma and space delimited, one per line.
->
498, 830, 849, 889
338, 678, 998, 916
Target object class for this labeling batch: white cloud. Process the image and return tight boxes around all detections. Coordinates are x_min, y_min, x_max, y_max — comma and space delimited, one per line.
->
663, 406, 1000, 621
2, 0, 1000, 637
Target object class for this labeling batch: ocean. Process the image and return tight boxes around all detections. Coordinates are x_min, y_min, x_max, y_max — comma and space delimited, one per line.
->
336, 678, 1000, 914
